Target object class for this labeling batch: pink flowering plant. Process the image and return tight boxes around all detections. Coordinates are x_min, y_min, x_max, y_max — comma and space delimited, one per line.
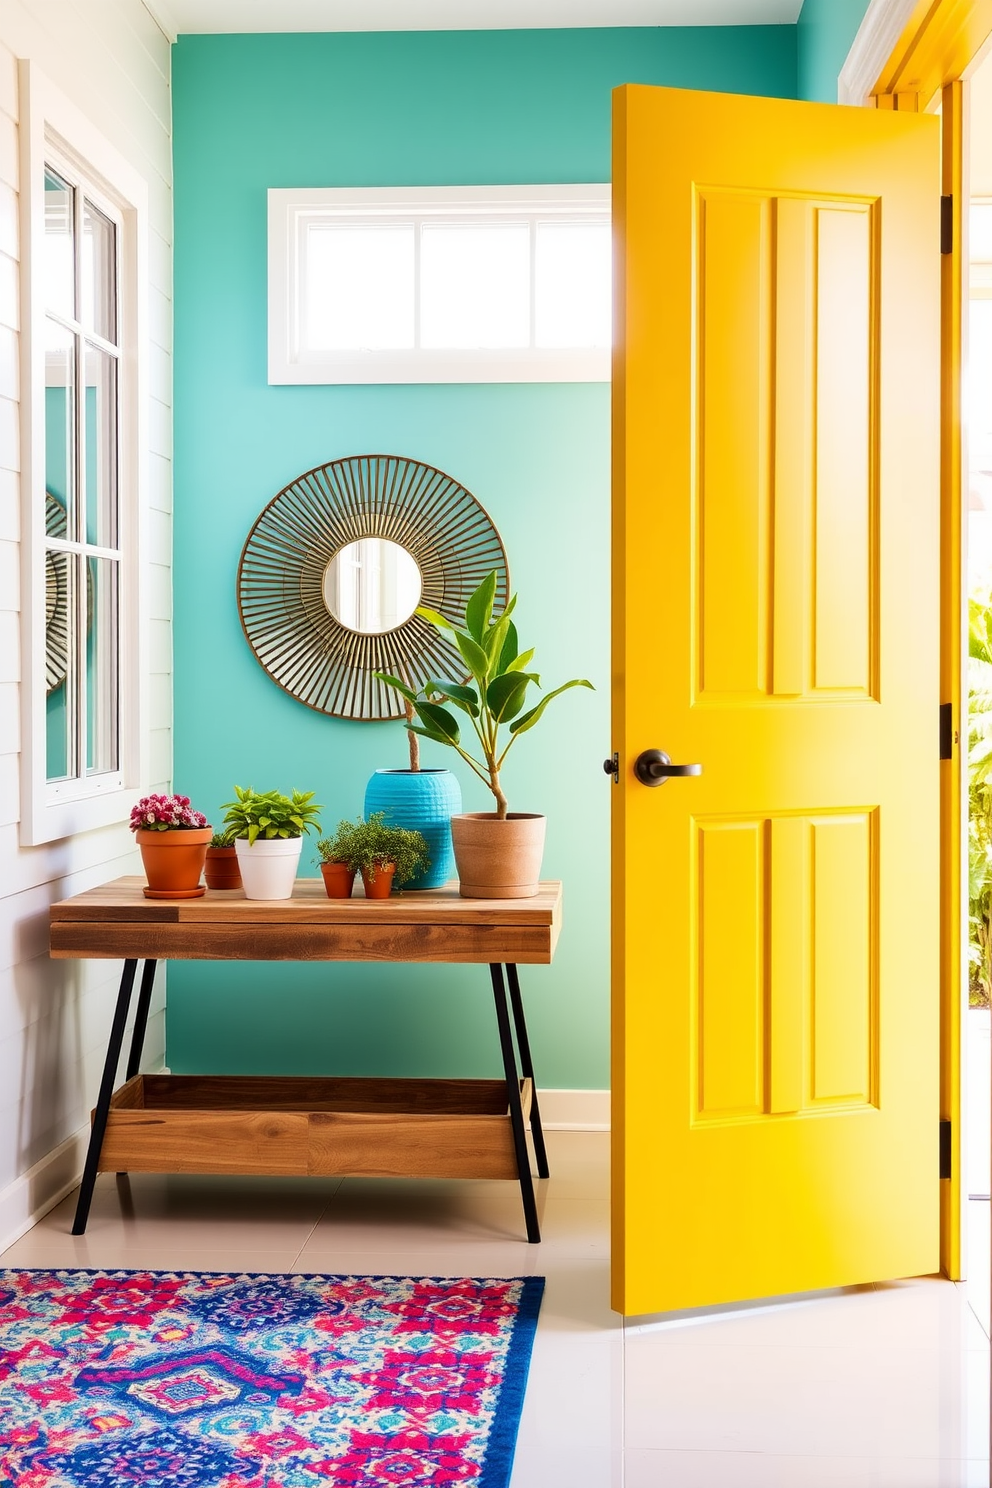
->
129, 793, 209, 833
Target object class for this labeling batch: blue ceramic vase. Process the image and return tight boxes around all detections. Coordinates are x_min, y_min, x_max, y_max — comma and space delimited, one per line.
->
364, 768, 462, 890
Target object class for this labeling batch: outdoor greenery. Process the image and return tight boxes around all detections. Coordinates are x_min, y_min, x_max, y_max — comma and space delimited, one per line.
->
375, 570, 593, 819
969, 592, 992, 1006
316, 812, 430, 886
220, 786, 323, 845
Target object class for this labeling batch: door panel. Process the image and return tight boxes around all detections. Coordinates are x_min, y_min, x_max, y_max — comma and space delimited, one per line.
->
612, 85, 941, 1316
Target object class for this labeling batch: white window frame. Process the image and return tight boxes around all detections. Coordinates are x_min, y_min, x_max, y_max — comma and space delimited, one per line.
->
268, 184, 612, 385
19, 62, 150, 846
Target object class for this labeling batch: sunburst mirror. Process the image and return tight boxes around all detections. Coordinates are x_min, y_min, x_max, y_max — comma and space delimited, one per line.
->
45, 491, 70, 693
237, 454, 509, 721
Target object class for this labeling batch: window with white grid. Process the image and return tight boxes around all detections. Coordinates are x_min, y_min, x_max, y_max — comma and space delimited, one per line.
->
268, 185, 611, 385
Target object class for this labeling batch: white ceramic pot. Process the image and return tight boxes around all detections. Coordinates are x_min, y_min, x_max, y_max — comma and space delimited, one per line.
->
451, 813, 547, 899
234, 836, 303, 900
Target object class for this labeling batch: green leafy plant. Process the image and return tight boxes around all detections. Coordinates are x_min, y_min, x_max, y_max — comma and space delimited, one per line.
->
969, 593, 992, 1006
375, 571, 593, 819
316, 812, 429, 886
209, 828, 237, 849
220, 786, 323, 846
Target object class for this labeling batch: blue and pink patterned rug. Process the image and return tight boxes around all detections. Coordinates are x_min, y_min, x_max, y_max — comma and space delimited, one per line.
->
0, 1268, 544, 1487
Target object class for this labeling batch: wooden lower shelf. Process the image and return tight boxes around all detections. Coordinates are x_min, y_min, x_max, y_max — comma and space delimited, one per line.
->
96, 1074, 531, 1181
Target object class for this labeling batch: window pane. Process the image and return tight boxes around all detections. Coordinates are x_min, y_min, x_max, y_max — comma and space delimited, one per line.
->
45, 548, 75, 781
421, 224, 530, 349
86, 556, 118, 775
307, 225, 414, 350
84, 343, 118, 548
82, 199, 117, 343
45, 319, 76, 535
44, 168, 75, 321
535, 221, 611, 349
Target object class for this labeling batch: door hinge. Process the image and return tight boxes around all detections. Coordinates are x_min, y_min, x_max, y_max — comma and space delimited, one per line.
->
939, 702, 955, 759
939, 1119, 952, 1180
941, 195, 953, 254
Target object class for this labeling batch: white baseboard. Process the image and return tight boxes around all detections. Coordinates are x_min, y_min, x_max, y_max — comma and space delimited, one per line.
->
537, 1088, 610, 1131
0, 1123, 90, 1256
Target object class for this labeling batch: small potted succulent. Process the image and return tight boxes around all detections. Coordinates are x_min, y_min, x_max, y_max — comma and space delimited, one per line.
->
220, 786, 323, 901
376, 570, 592, 898
317, 812, 430, 900
129, 793, 211, 899
204, 827, 242, 890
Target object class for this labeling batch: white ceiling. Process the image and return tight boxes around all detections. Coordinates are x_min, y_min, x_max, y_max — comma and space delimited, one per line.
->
147, 0, 803, 39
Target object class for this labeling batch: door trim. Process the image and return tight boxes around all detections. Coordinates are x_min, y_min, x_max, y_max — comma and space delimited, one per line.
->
855, 0, 992, 1280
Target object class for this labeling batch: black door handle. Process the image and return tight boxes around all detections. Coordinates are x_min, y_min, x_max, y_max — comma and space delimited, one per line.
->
634, 749, 702, 787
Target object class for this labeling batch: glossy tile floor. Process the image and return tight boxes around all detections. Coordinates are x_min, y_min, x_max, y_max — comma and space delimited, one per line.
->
0, 1131, 988, 1487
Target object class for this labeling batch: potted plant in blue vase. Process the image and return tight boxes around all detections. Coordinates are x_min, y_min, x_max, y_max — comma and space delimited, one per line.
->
364, 697, 462, 890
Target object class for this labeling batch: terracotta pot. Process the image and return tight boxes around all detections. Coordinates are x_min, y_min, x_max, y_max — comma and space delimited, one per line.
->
320, 860, 356, 898
204, 845, 242, 890
450, 813, 546, 899
360, 861, 396, 899
136, 826, 212, 899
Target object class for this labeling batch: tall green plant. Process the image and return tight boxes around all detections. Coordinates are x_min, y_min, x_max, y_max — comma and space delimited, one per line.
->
969, 593, 992, 1005
375, 571, 593, 820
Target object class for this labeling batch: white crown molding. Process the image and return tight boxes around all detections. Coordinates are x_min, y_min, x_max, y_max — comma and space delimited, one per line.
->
838, 0, 920, 106
142, 0, 179, 43
140, 0, 800, 36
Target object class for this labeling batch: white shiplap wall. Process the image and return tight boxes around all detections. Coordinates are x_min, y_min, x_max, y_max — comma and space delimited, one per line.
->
0, 1, 172, 1247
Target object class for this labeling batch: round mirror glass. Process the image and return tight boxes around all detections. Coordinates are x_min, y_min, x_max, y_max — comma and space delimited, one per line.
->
323, 537, 423, 635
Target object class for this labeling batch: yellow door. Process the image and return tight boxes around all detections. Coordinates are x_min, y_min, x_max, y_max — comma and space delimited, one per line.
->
612, 85, 941, 1316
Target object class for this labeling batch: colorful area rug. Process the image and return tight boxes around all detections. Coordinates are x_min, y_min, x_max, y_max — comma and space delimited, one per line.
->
0, 1268, 544, 1487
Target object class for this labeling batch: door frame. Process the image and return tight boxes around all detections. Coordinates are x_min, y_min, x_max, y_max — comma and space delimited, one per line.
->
847, 0, 992, 1279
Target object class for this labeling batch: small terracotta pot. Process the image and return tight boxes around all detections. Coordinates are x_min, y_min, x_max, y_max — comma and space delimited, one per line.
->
320, 861, 356, 898
450, 813, 546, 899
361, 861, 396, 899
204, 845, 242, 890
136, 826, 212, 899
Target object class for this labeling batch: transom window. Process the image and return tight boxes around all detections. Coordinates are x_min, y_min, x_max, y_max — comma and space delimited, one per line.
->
268, 185, 611, 384
43, 163, 121, 786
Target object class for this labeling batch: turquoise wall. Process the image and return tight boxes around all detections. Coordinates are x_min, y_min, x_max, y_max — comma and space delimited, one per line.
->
171, 27, 797, 1089
797, 0, 872, 102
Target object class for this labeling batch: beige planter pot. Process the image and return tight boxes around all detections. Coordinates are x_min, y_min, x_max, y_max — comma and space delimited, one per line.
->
451, 813, 546, 899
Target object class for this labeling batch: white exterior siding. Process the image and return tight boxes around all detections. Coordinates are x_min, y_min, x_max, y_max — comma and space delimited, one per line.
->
0, 1, 172, 1247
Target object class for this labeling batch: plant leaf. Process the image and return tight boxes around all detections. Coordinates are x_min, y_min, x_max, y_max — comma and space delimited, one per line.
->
374, 671, 417, 703
407, 723, 454, 746
465, 571, 498, 643
414, 700, 461, 744
483, 612, 513, 672
454, 630, 489, 688
498, 620, 519, 673
424, 679, 480, 715
417, 605, 457, 632
486, 671, 536, 722
508, 678, 595, 735
507, 647, 536, 675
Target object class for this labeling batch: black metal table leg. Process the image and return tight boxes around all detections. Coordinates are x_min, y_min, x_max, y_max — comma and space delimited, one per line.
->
72, 958, 139, 1235
125, 960, 157, 1082
506, 963, 550, 1180
490, 963, 541, 1243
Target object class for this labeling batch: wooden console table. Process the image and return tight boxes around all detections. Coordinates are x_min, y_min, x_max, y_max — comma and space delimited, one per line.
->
50, 877, 562, 1243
